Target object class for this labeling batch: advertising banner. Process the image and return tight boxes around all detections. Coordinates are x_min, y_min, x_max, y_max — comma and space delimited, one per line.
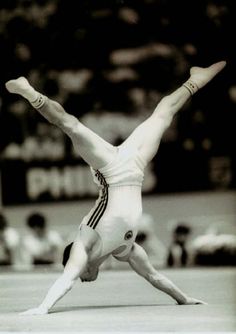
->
1, 159, 157, 205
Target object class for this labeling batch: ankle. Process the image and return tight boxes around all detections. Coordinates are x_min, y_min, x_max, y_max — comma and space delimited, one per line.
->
30, 93, 47, 109
182, 79, 199, 95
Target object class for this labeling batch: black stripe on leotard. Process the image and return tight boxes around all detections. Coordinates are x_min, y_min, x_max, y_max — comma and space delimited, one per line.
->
87, 171, 109, 229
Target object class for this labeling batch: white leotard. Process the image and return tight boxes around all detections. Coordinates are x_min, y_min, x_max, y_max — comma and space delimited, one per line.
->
80, 143, 146, 257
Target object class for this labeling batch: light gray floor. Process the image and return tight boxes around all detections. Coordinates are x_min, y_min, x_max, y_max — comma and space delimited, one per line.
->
0, 267, 236, 332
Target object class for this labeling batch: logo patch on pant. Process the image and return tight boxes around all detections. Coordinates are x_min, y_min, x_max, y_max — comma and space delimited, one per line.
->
124, 230, 133, 240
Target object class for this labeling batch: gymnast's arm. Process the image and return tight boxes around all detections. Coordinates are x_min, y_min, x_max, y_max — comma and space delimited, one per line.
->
20, 243, 88, 315
126, 243, 206, 305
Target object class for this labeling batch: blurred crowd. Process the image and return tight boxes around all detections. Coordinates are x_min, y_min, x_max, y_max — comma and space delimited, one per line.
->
0, 211, 64, 269
137, 214, 236, 267
0, 0, 235, 193
1, 210, 235, 270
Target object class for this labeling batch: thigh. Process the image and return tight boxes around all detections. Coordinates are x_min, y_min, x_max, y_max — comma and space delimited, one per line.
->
69, 121, 118, 170
121, 112, 168, 165
43, 99, 118, 170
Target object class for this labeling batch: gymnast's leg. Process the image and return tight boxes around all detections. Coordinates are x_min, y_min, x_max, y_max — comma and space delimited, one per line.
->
122, 61, 226, 165
5, 77, 117, 170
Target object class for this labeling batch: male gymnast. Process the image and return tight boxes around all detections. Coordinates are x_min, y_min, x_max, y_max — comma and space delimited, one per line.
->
5, 60, 226, 315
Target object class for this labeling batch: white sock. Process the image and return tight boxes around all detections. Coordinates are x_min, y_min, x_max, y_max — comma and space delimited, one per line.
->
21, 86, 46, 109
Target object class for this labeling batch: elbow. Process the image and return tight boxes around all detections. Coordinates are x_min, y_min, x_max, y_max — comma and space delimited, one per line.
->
65, 279, 75, 292
60, 274, 76, 292
147, 272, 166, 285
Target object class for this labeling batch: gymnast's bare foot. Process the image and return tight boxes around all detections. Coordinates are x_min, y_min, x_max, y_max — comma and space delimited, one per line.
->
179, 296, 207, 305
5, 76, 36, 99
190, 61, 226, 90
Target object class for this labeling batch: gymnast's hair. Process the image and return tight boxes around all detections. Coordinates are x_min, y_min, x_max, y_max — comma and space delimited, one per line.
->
62, 242, 73, 267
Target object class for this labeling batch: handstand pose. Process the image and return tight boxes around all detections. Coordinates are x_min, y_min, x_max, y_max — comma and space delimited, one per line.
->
5, 60, 226, 315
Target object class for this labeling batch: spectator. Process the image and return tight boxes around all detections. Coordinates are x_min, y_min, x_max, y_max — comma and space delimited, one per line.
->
167, 223, 192, 267
0, 213, 20, 266
190, 226, 236, 266
21, 212, 64, 267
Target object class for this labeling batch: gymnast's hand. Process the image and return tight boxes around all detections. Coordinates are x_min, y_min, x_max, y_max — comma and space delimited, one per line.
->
179, 297, 207, 305
19, 305, 49, 316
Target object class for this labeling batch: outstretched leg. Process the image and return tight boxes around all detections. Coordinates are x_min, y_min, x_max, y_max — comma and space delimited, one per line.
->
5, 77, 117, 170
122, 61, 226, 165
117, 243, 206, 305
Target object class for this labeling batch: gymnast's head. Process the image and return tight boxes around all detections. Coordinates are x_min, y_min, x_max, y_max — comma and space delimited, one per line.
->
62, 242, 73, 267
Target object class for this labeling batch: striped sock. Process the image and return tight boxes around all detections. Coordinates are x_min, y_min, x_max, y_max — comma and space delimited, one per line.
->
30, 93, 47, 109
183, 80, 199, 95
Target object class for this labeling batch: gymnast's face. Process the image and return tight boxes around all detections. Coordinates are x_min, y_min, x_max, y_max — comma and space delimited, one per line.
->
80, 267, 99, 282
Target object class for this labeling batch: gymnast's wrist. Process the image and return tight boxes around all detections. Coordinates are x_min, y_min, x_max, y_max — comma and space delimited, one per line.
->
38, 303, 49, 313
